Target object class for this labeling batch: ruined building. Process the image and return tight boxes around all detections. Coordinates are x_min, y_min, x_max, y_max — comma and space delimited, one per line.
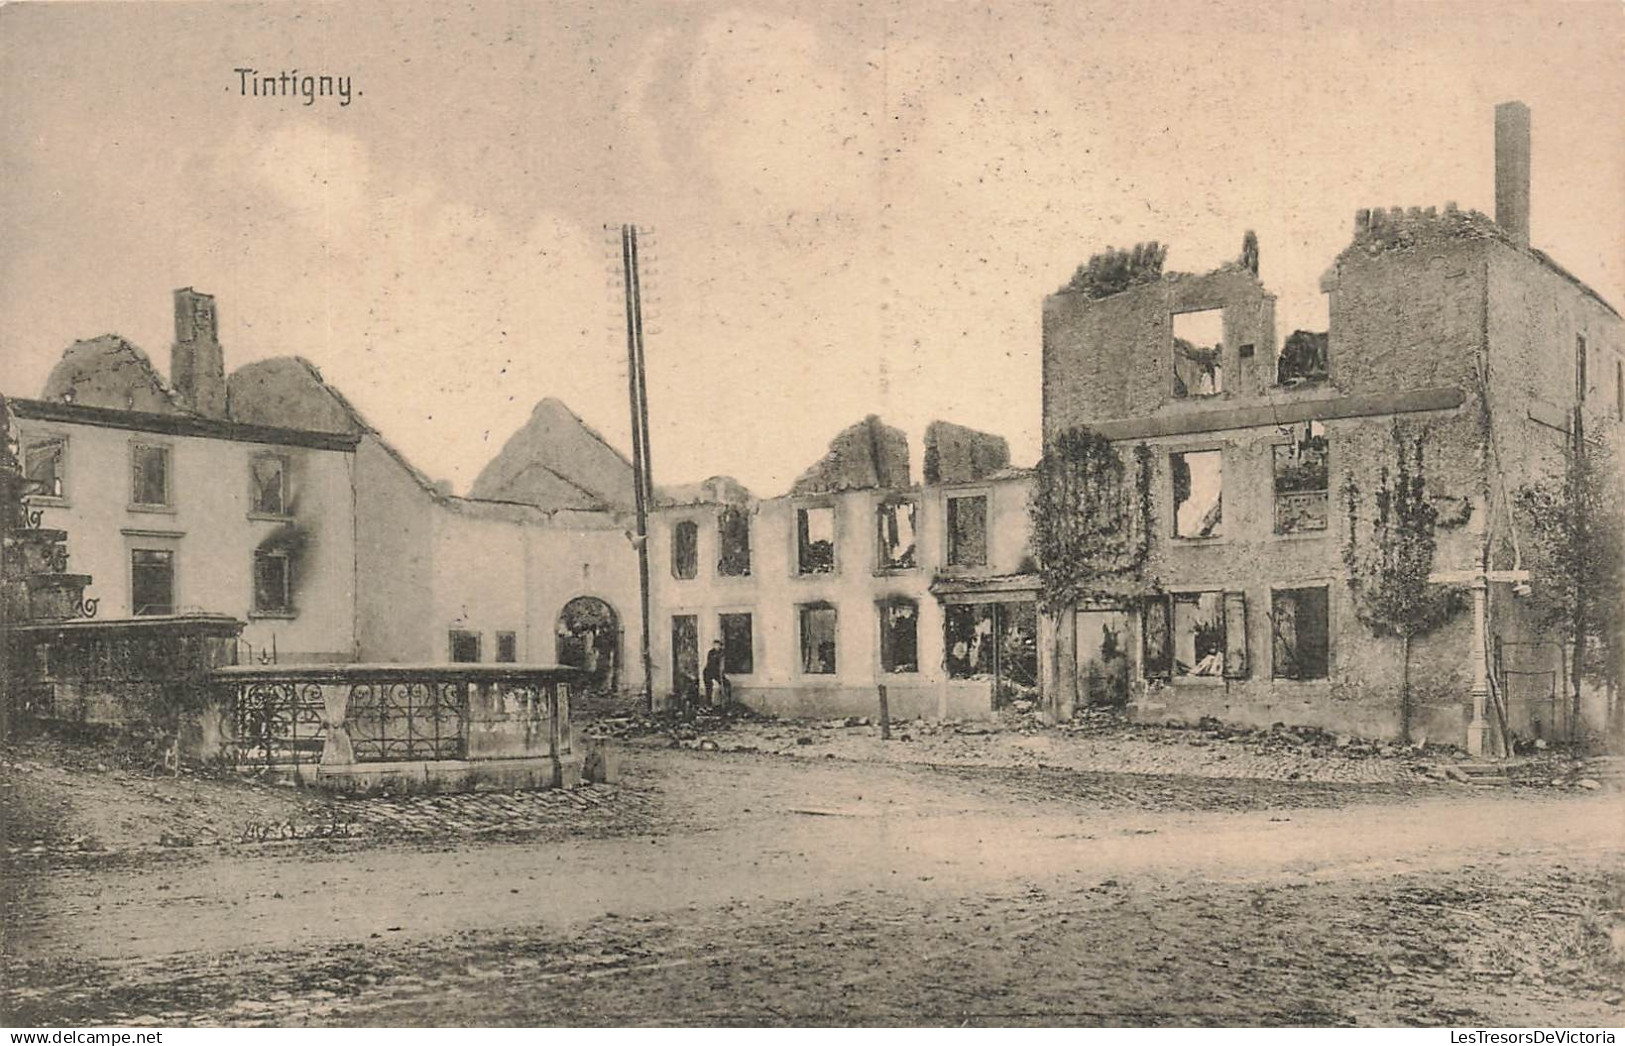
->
1042, 102, 1623, 750
7, 289, 646, 685
648, 416, 1042, 720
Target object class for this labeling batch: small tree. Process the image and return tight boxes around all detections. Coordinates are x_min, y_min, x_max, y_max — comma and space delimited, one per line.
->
1030, 427, 1153, 614
1515, 440, 1624, 740
1061, 243, 1168, 300
1342, 427, 1464, 743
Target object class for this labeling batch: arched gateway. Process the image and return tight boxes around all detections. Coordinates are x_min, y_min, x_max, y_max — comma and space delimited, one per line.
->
555, 596, 621, 692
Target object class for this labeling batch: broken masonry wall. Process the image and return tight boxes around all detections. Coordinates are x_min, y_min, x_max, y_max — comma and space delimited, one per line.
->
1483, 242, 1625, 740
227, 358, 359, 435
40, 336, 186, 415
470, 398, 638, 512
1042, 265, 1276, 439
1115, 405, 1485, 743
923, 421, 1010, 485
789, 415, 911, 495
1321, 218, 1489, 396
648, 471, 1041, 721
1044, 233, 1506, 742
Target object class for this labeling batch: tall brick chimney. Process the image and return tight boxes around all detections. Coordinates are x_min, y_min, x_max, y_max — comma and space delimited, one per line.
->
1494, 101, 1531, 248
171, 287, 226, 418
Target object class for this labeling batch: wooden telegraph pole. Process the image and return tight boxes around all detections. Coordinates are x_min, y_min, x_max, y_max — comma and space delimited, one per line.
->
619, 225, 656, 714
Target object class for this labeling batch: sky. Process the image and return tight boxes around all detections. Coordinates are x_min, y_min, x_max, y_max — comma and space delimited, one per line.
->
2, 0, 1622, 497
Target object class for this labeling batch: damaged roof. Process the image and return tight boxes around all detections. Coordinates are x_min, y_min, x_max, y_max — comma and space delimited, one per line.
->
470, 397, 638, 512
789, 415, 911, 496
41, 335, 187, 415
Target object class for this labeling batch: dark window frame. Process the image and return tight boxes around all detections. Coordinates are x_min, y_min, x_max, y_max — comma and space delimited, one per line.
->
719, 612, 755, 675
1170, 448, 1224, 540
130, 441, 172, 509
1271, 585, 1331, 681
798, 602, 838, 675
671, 519, 700, 580
1272, 422, 1329, 535
131, 548, 175, 616
875, 497, 920, 572
945, 493, 990, 570
495, 631, 518, 663
449, 630, 482, 663
1171, 306, 1225, 399
717, 506, 752, 577
795, 504, 838, 576
1143, 589, 1246, 681
251, 548, 294, 616
249, 453, 290, 518
877, 597, 919, 674
22, 434, 67, 500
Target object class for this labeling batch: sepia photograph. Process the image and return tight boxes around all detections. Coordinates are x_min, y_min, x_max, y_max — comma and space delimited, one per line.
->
1, 0, 1622, 1031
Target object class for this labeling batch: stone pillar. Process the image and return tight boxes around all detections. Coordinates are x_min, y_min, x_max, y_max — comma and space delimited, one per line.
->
1467, 577, 1491, 757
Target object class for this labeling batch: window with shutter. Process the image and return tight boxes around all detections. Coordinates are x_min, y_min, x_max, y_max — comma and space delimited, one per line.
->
1223, 591, 1249, 679
1142, 595, 1172, 680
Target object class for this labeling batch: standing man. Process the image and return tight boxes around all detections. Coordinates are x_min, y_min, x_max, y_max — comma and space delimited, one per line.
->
703, 639, 731, 707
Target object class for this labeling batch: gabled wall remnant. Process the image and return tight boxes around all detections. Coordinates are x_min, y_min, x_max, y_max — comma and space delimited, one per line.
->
41, 335, 186, 415
227, 357, 361, 434
923, 421, 1010, 485
789, 415, 910, 495
471, 397, 638, 511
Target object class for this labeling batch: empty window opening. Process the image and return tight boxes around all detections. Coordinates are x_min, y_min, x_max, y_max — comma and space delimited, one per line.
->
1172, 591, 1226, 678
131, 549, 174, 616
251, 455, 288, 516
1273, 421, 1329, 534
131, 444, 171, 507
23, 437, 65, 499
1172, 450, 1223, 538
1277, 330, 1329, 385
797, 506, 836, 574
717, 507, 752, 577
878, 598, 919, 673
876, 499, 918, 570
946, 494, 988, 568
799, 603, 838, 674
1272, 586, 1329, 681
946, 603, 994, 679
449, 630, 482, 663
1172, 308, 1224, 398
253, 550, 292, 614
1076, 610, 1131, 706
496, 631, 518, 663
945, 601, 1038, 705
672, 520, 699, 580
720, 612, 754, 674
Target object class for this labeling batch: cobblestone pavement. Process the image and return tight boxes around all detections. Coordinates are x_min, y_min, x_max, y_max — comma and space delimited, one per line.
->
4, 743, 1623, 1027
342, 782, 659, 838
1, 738, 666, 857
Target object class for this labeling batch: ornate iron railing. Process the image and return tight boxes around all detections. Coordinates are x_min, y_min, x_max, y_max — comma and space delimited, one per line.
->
345, 679, 466, 762
212, 664, 578, 770
233, 679, 329, 767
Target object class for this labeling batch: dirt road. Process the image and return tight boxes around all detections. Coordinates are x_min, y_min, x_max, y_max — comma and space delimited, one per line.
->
3, 747, 1622, 1026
